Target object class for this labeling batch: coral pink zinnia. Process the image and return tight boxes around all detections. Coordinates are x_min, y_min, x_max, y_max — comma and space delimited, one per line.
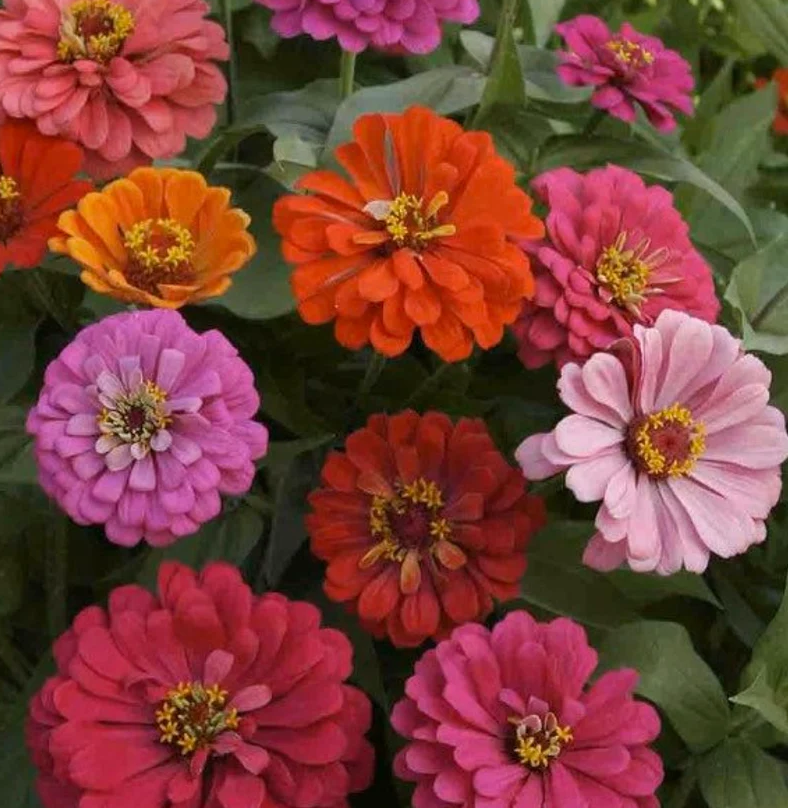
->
0, 0, 229, 179
27, 561, 375, 808
392, 611, 663, 807
513, 165, 719, 370
26, 309, 268, 547
517, 310, 788, 575
556, 14, 694, 132
308, 411, 546, 647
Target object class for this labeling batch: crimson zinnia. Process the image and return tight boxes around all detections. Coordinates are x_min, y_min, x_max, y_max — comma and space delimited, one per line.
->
307, 410, 546, 647
27, 561, 375, 808
273, 106, 544, 362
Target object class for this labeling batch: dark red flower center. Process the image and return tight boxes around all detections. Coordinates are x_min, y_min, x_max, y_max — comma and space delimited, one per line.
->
123, 218, 197, 297
509, 712, 573, 770
0, 175, 23, 243
360, 192, 457, 253
156, 682, 239, 756
57, 0, 135, 64
626, 404, 706, 478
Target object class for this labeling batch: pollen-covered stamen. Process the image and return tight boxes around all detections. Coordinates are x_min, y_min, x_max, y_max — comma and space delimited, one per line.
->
628, 403, 706, 478
96, 379, 170, 458
0, 175, 23, 242
123, 218, 196, 296
510, 712, 573, 770
156, 682, 239, 756
57, 0, 134, 63
606, 37, 654, 69
362, 191, 456, 251
360, 477, 466, 592
595, 232, 669, 316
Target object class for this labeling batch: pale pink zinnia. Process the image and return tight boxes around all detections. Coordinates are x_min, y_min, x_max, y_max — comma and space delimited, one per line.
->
391, 611, 663, 808
513, 165, 719, 370
517, 310, 788, 575
0, 0, 229, 179
27, 309, 269, 547
556, 14, 694, 132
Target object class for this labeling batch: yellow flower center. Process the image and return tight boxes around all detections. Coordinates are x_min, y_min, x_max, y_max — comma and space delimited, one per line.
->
359, 477, 466, 593
57, 0, 134, 63
98, 380, 170, 447
156, 682, 239, 756
595, 232, 668, 317
629, 403, 706, 478
0, 175, 22, 242
606, 37, 654, 68
362, 192, 456, 251
123, 218, 196, 296
510, 712, 573, 770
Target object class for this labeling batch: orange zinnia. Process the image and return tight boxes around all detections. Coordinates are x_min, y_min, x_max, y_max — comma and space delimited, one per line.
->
50, 168, 256, 308
0, 119, 92, 273
757, 68, 788, 135
273, 106, 545, 362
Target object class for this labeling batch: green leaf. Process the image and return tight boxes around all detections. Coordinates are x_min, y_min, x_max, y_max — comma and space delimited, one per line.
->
725, 235, 788, 354
699, 739, 788, 808
525, 0, 567, 47
536, 135, 755, 243
0, 272, 42, 404
731, 670, 788, 736
599, 621, 730, 752
730, 0, 788, 64
137, 502, 264, 589
206, 168, 295, 321
608, 568, 721, 609
0, 406, 36, 487
0, 554, 23, 617
477, 104, 554, 169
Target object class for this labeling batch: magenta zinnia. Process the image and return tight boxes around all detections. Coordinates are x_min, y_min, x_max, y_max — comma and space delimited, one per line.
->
513, 165, 719, 369
27, 561, 374, 808
518, 310, 788, 575
0, 0, 229, 178
556, 14, 694, 132
392, 611, 663, 807
27, 310, 268, 547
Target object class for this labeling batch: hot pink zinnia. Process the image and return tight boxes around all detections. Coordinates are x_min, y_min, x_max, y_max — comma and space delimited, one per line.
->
391, 611, 663, 808
513, 165, 719, 370
256, 0, 479, 54
0, 0, 228, 179
517, 310, 788, 575
27, 561, 375, 808
556, 15, 694, 132
26, 309, 269, 547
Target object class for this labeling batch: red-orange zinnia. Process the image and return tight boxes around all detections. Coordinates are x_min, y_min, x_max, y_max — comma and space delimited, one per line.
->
757, 68, 788, 134
273, 106, 545, 362
307, 410, 546, 647
0, 119, 92, 273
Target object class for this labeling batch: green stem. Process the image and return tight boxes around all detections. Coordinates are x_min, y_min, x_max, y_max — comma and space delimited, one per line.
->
45, 518, 68, 641
339, 50, 357, 100
221, 0, 238, 127
358, 353, 387, 403
583, 108, 606, 137
488, 0, 521, 71
403, 361, 458, 409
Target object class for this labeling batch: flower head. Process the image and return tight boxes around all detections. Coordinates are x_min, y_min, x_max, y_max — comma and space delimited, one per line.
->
274, 106, 544, 362
50, 168, 256, 308
256, 0, 479, 54
0, 119, 92, 273
27, 561, 374, 808
517, 310, 788, 575
556, 14, 694, 132
0, 0, 229, 178
513, 166, 719, 369
27, 309, 269, 547
307, 410, 546, 647
756, 68, 788, 134
392, 611, 663, 807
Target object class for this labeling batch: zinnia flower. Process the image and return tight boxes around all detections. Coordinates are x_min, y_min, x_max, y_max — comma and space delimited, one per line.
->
517, 310, 788, 575
26, 309, 268, 547
307, 410, 546, 647
0, 118, 92, 273
256, 0, 479, 54
391, 611, 663, 807
556, 14, 694, 132
49, 167, 256, 308
513, 165, 719, 369
27, 560, 375, 808
756, 68, 788, 134
273, 106, 544, 362
0, 0, 228, 179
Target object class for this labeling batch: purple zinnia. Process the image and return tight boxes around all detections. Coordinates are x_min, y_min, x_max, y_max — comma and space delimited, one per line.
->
27, 310, 269, 547
556, 15, 694, 132
256, 0, 480, 54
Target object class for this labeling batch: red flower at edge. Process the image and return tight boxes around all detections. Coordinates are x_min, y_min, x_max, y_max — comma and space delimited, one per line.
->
0, 119, 92, 272
307, 411, 546, 647
756, 68, 788, 134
